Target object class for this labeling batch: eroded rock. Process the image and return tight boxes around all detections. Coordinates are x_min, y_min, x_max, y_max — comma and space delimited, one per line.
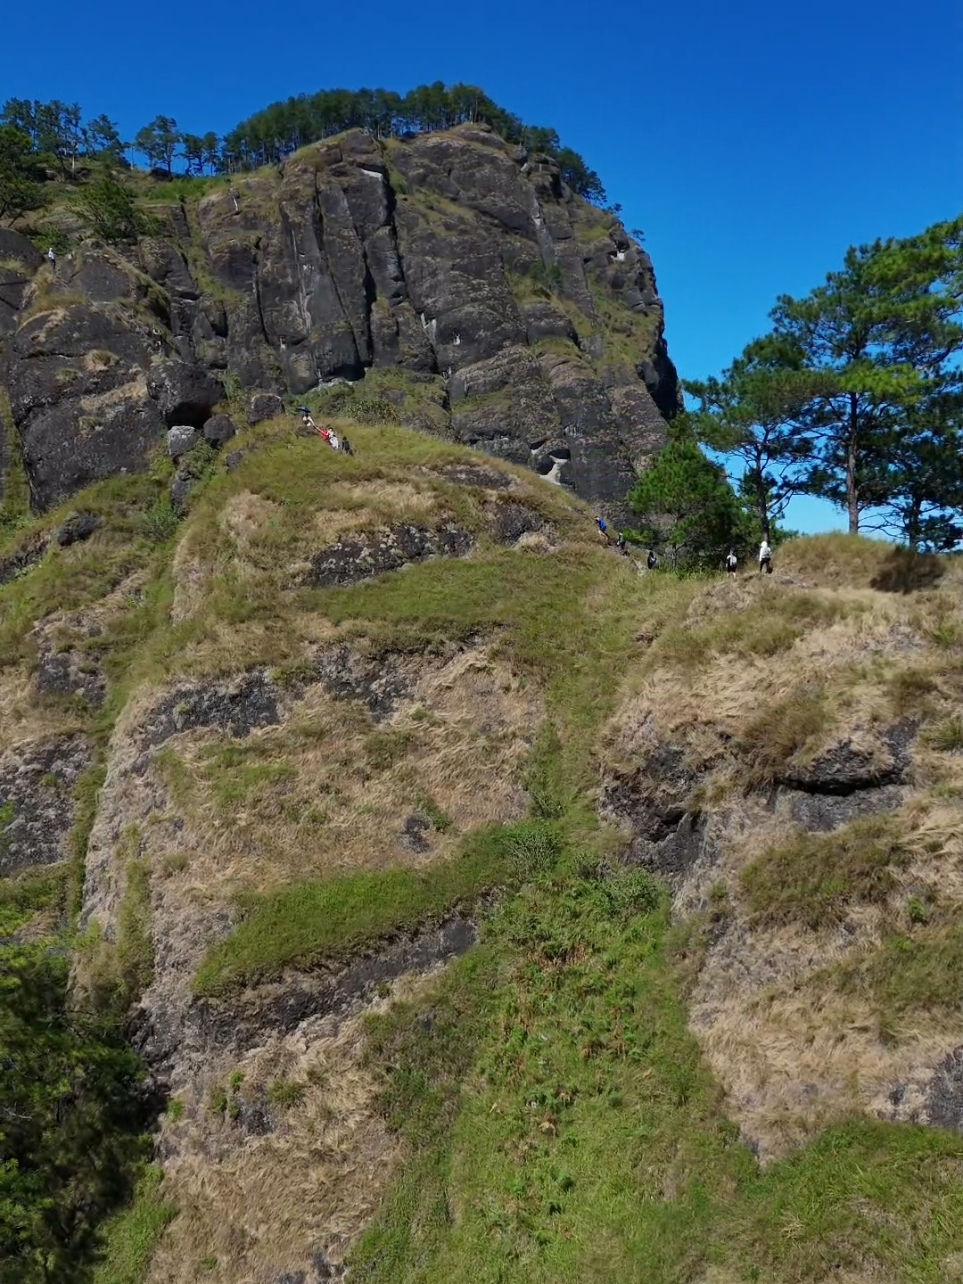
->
0, 734, 92, 875
307, 524, 473, 588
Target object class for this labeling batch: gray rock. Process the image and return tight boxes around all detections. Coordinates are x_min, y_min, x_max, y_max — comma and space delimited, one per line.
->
167, 425, 200, 459
0, 122, 682, 513
0, 734, 92, 875
148, 359, 224, 428
307, 524, 474, 588
247, 392, 284, 425
202, 413, 237, 447
56, 511, 102, 547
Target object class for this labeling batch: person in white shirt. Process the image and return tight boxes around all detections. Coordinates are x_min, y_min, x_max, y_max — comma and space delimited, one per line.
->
758, 539, 773, 574
725, 549, 738, 574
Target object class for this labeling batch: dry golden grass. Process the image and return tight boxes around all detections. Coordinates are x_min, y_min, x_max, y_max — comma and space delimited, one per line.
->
0, 668, 88, 748
599, 553, 963, 1157
145, 645, 539, 902
681, 787, 963, 1158
146, 999, 411, 1284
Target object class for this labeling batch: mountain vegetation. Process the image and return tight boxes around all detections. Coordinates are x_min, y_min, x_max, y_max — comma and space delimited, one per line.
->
684, 217, 963, 549
1, 75, 962, 1284
0, 82, 607, 204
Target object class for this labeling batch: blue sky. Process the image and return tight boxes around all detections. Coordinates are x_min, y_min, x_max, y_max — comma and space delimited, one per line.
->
4, 0, 960, 533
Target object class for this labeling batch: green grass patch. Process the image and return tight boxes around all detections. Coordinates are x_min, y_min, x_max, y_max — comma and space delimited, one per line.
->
924, 715, 963, 753
192, 821, 565, 997
0, 865, 68, 934
79, 827, 154, 1012
832, 925, 963, 1039
267, 1077, 307, 1109
351, 858, 963, 1284
92, 1164, 176, 1284
741, 816, 909, 931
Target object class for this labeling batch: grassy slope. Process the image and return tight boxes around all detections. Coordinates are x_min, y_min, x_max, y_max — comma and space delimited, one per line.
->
3, 414, 963, 1281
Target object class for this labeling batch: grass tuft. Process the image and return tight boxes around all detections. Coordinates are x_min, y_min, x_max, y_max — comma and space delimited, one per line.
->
741, 816, 908, 930
92, 1165, 176, 1284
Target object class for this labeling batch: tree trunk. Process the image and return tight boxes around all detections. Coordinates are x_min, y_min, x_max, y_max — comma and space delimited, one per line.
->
846, 393, 859, 533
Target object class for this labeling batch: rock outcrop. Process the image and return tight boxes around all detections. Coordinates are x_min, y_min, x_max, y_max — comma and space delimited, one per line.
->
0, 124, 678, 522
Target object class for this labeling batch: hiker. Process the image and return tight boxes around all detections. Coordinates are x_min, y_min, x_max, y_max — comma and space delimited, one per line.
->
46, 247, 56, 268
616, 531, 628, 555
298, 405, 316, 431
647, 549, 657, 571
340, 435, 354, 456
725, 549, 738, 574
328, 430, 340, 451
596, 516, 610, 543
758, 538, 773, 574
318, 425, 332, 445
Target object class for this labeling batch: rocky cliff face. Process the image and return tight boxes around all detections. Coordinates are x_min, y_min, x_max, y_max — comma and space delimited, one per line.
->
0, 123, 678, 521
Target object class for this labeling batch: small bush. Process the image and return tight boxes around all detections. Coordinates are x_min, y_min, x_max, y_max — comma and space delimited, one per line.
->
924, 716, 963, 753
267, 1078, 306, 1109
599, 868, 662, 916
888, 668, 938, 717
740, 688, 828, 786
139, 496, 180, 544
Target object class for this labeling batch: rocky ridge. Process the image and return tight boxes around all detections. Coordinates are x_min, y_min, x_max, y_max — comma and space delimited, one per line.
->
0, 123, 678, 523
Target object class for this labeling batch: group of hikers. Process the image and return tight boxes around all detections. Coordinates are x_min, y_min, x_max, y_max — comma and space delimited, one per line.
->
298, 407, 353, 455
291, 411, 775, 576
595, 516, 774, 575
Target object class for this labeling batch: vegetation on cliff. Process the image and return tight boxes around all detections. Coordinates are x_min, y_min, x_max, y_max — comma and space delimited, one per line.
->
0, 81, 607, 222
1, 397, 963, 1281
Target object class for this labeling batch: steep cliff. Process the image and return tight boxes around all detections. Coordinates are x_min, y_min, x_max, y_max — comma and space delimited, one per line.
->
0, 123, 678, 524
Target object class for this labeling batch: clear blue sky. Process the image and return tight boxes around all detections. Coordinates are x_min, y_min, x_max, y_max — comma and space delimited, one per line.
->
4, 0, 960, 533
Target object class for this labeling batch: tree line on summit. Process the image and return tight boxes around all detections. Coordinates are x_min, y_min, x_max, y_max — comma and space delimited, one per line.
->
0, 81, 606, 214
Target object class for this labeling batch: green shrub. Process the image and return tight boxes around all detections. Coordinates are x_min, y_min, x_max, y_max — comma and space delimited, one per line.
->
139, 496, 180, 544
924, 716, 963, 753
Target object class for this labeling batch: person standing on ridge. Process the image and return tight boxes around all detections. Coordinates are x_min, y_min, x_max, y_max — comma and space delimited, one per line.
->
758, 538, 773, 574
725, 549, 738, 574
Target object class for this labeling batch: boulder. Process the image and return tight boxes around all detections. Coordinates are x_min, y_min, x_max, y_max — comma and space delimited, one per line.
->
148, 359, 224, 428
202, 413, 237, 447
56, 511, 102, 547
247, 392, 285, 425
20, 396, 167, 512
167, 425, 200, 459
